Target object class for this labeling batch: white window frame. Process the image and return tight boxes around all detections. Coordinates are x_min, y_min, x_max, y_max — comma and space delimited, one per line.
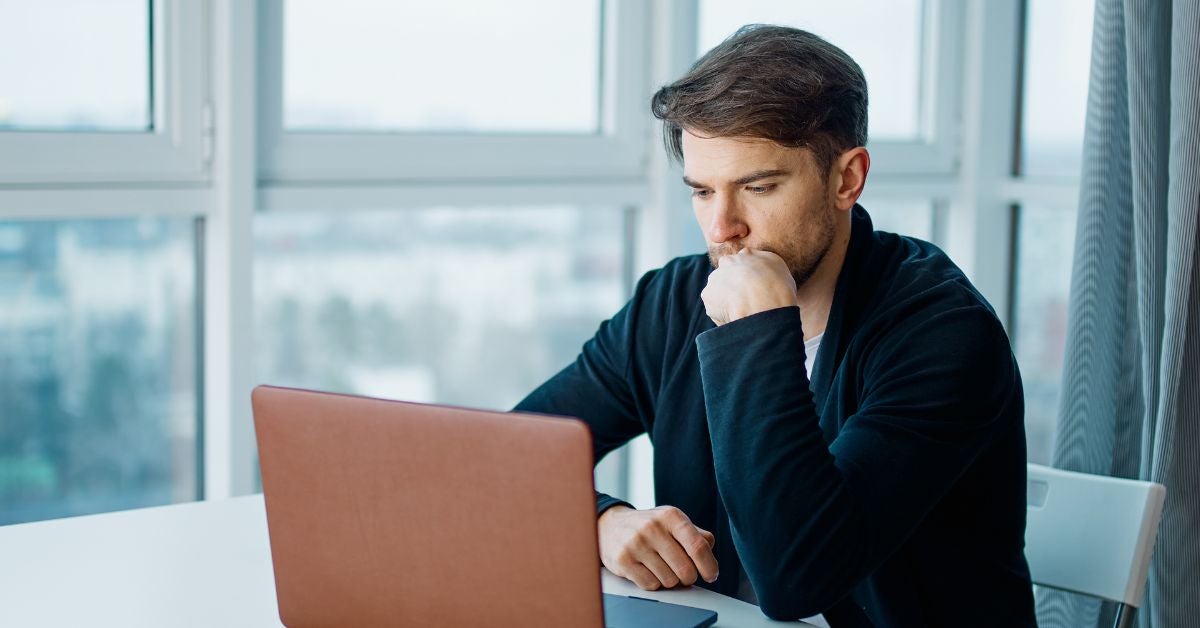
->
205, 0, 257, 499
0, 0, 208, 185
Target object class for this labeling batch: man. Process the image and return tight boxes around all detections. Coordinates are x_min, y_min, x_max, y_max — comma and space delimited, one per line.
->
515, 25, 1036, 626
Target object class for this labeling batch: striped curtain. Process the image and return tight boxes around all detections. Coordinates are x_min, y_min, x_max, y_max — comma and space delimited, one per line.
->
1035, 0, 1200, 627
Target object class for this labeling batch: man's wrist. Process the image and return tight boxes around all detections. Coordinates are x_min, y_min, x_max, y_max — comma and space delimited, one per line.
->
597, 494, 634, 516
598, 504, 633, 525
724, 304, 801, 328
729, 295, 797, 323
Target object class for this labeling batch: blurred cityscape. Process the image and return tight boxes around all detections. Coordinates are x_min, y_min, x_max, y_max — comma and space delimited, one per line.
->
0, 218, 196, 524
253, 206, 625, 410
0, 207, 627, 525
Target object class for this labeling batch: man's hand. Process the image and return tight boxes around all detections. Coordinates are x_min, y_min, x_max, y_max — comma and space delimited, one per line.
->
701, 248, 799, 325
597, 505, 719, 590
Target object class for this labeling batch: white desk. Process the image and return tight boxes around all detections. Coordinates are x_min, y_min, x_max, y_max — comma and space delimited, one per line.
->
0, 496, 811, 627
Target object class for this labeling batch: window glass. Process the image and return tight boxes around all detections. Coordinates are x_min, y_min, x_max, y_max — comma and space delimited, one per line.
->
0, 217, 198, 524
254, 206, 626, 411
1012, 204, 1077, 465
698, 0, 924, 141
1020, 0, 1094, 177
284, 1, 602, 133
0, 1, 151, 131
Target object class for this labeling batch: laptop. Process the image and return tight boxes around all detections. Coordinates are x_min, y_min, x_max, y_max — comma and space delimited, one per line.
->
252, 385, 718, 627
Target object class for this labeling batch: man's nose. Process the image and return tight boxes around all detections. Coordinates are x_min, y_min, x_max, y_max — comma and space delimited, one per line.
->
707, 197, 749, 243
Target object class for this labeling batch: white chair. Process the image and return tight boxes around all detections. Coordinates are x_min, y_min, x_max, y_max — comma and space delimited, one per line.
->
1026, 463, 1166, 628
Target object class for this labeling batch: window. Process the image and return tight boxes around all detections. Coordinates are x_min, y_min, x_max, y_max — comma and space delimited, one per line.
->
1012, 204, 1076, 465
1019, 0, 1095, 178
0, 0, 151, 131
0, 217, 199, 525
1010, 0, 1095, 463
5, 0, 1079, 520
254, 205, 628, 411
260, 0, 648, 182
284, 0, 602, 133
0, 0, 206, 521
256, 0, 648, 501
0, 0, 205, 184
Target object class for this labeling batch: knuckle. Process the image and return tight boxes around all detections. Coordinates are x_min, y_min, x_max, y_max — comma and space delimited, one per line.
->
656, 506, 682, 521
674, 561, 697, 583
686, 537, 710, 556
683, 560, 700, 577
636, 519, 660, 538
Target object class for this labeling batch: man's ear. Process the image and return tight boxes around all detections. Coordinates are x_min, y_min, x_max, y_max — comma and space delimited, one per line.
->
829, 147, 870, 211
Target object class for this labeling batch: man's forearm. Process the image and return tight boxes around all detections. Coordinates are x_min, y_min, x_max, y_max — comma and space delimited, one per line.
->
697, 306, 864, 619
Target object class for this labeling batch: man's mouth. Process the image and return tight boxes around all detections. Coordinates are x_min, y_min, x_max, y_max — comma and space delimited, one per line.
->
712, 243, 747, 257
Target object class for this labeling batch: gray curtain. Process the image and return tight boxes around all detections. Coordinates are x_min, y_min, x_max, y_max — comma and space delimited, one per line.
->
1035, 0, 1200, 627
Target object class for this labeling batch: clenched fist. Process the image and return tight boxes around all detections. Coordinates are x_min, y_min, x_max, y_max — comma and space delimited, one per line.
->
701, 248, 799, 325
597, 505, 719, 590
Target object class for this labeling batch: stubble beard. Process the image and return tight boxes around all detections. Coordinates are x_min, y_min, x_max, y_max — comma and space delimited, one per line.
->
706, 201, 837, 290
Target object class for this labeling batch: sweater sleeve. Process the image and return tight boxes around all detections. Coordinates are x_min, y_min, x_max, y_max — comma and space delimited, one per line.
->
512, 269, 663, 517
696, 304, 1018, 620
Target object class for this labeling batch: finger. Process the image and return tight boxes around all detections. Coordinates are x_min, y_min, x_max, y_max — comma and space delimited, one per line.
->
620, 562, 662, 591
658, 509, 719, 584
654, 535, 700, 586
675, 527, 720, 583
638, 551, 681, 589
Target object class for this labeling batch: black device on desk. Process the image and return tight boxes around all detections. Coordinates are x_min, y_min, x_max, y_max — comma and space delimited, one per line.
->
604, 593, 719, 627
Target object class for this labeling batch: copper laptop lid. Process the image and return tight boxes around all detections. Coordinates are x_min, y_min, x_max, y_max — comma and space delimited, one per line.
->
252, 385, 604, 627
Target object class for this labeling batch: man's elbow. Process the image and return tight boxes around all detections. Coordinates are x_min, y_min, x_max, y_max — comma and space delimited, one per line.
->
752, 567, 857, 621
755, 590, 827, 622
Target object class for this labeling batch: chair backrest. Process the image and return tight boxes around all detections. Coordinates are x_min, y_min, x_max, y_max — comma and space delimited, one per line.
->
1025, 463, 1166, 606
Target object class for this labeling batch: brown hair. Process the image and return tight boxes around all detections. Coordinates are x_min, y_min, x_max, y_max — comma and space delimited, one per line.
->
651, 24, 868, 175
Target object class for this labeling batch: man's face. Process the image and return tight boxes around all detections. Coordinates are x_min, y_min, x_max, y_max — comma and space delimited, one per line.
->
681, 130, 836, 288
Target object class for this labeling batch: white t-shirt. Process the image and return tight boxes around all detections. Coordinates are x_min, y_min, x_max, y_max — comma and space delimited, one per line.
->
734, 332, 829, 627
803, 332, 823, 380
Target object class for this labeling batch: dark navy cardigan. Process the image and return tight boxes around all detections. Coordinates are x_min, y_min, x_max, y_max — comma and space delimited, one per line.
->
515, 206, 1037, 627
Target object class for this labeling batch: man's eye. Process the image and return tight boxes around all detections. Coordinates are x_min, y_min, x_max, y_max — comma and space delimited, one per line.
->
691, 189, 713, 199
747, 184, 775, 194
